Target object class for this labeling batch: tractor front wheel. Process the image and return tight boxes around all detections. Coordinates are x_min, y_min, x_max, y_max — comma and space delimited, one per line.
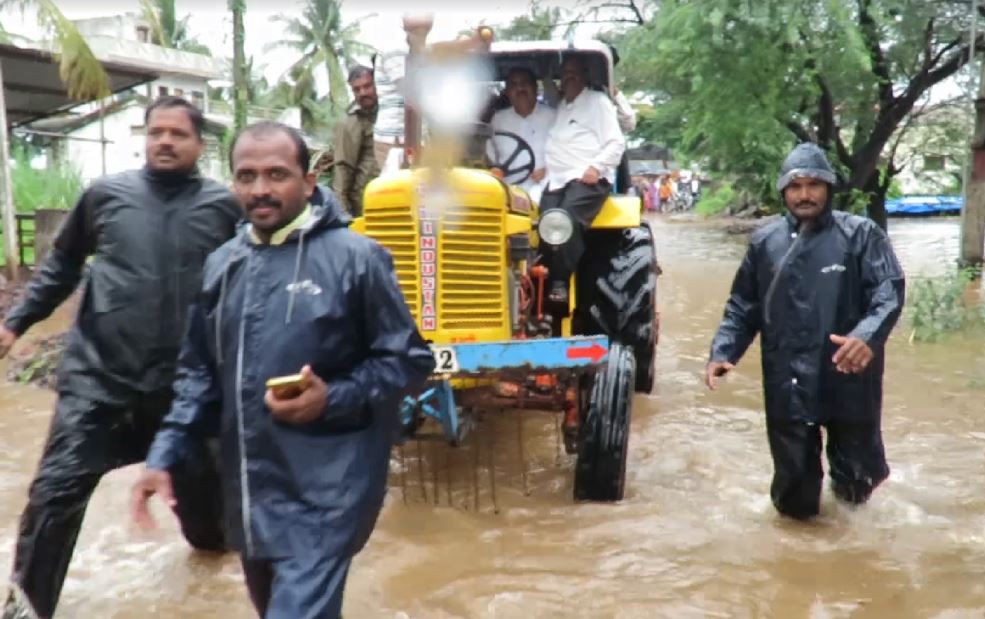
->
573, 343, 635, 502
574, 225, 658, 393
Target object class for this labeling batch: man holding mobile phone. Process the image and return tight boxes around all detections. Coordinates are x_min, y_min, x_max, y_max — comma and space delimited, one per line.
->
130, 121, 434, 618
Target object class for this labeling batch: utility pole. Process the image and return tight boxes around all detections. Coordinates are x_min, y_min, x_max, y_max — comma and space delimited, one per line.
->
0, 58, 19, 280
961, 1, 985, 267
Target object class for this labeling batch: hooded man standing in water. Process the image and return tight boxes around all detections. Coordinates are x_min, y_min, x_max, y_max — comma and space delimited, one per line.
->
705, 143, 905, 520
131, 121, 434, 618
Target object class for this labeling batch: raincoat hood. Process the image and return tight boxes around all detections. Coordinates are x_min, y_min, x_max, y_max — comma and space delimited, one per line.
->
776, 142, 837, 192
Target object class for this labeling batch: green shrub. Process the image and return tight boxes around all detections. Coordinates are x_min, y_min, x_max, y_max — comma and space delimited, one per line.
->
907, 267, 984, 343
10, 147, 82, 212
695, 181, 736, 216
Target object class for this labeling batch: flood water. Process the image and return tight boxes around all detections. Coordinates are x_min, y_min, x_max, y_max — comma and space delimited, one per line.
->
2, 215, 984, 618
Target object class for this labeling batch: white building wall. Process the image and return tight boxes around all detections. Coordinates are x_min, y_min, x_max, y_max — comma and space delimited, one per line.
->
147, 76, 211, 112
72, 15, 145, 42
61, 104, 227, 185
64, 105, 147, 183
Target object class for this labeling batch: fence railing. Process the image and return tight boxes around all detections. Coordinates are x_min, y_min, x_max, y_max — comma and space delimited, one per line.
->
0, 211, 64, 268
15, 213, 34, 266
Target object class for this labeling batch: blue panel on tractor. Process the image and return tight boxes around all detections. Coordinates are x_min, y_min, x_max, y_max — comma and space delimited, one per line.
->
430, 335, 609, 375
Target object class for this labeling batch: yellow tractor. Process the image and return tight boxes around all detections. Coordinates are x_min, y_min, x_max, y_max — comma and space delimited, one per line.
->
352, 23, 658, 501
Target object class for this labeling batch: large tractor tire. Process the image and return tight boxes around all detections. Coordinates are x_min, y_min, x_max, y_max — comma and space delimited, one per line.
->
574, 343, 635, 502
574, 224, 658, 393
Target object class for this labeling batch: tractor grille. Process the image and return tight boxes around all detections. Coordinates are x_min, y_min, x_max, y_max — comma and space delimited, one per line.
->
363, 204, 419, 321
439, 204, 506, 330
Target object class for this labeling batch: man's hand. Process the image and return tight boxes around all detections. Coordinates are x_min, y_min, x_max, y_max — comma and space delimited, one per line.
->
531, 168, 546, 183
0, 325, 18, 359
264, 365, 328, 425
131, 467, 175, 531
581, 166, 601, 185
830, 334, 873, 374
705, 360, 735, 390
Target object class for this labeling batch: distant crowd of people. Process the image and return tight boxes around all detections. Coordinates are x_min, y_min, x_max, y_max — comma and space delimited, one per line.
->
632, 172, 701, 213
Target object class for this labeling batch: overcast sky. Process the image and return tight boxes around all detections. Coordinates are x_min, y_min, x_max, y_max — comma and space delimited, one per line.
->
3, 0, 588, 82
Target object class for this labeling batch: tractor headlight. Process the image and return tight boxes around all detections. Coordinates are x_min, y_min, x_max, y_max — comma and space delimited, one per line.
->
537, 209, 574, 246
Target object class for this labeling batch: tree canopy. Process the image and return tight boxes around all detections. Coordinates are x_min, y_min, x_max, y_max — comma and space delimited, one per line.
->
267, 0, 374, 127
612, 0, 981, 227
139, 0, 212, 56
495, 1, 568, 41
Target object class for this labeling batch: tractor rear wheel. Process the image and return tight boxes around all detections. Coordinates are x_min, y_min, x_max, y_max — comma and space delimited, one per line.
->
574, 343, 635, 502
574, 225, 658, 393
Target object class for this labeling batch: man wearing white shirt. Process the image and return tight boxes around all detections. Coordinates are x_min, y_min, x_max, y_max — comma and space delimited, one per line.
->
488, 67, 556, 201
540, 54, 626, 304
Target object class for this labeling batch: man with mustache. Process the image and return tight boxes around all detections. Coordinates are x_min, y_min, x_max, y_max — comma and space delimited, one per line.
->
705, 143, 906, 520
540, 54, 626, 304
0, 96, 238, 618
131, 121, 434, 618
333, 65, 380, 217
488, 67, 556, 201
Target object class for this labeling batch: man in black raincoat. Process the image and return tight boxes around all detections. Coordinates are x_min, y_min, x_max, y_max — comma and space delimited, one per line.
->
131, 121, 434, 618
705, 143, 905, 520
0, 97, 239, 618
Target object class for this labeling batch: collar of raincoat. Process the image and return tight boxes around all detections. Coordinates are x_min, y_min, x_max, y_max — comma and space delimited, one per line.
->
249, 204, 313, 246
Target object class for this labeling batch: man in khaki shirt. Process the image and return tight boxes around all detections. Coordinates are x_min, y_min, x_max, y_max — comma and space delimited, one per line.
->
333, 66, 380, 216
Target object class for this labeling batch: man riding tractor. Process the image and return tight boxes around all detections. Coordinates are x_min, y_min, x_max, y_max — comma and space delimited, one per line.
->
354, 22, 659, 501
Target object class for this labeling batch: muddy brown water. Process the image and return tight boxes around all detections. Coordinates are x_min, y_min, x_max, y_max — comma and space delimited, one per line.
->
1, 216, 984, 618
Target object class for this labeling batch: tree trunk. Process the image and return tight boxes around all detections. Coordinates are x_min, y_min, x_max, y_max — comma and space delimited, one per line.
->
0, 58, 20, 280
961, 50, 985, 267
865, 182, 889, 231
326, 53, 347, 117
230, 0, 247, 134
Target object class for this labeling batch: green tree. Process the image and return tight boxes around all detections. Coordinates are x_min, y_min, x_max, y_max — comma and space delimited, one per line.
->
496, 1, 567, 40
267, 0, 374, 120
263, 64, 334, 135
139, 0, 212, 56
616, 0, 982, 229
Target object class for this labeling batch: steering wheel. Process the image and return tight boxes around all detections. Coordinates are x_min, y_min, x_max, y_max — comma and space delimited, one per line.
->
490, 130, 536, 185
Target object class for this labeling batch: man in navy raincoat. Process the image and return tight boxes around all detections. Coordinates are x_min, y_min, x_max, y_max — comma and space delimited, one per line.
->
705, 143, 905, 520
131, 121, 435, 617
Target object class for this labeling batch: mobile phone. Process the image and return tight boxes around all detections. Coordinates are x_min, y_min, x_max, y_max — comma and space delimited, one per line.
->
265, 373, 309, 399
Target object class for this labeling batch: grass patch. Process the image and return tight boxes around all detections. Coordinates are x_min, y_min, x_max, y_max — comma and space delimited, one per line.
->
695, 181, 736, 216
10, 147, 82, 212
907, 267, 984, 343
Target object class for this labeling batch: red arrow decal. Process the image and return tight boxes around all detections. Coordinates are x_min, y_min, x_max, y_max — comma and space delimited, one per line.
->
566, 342, 607, 363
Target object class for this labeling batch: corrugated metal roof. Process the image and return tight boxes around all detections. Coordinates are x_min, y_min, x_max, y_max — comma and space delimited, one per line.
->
1, 41, 158, 126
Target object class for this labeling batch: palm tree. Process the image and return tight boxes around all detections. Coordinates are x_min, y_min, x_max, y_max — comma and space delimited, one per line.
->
267, 0, 375, 119
138, 0, 212, 56
263, 63, 333, 135
230, 0, 247, 133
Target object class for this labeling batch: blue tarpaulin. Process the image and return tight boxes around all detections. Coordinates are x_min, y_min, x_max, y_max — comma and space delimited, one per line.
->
885, 195, 962, 216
